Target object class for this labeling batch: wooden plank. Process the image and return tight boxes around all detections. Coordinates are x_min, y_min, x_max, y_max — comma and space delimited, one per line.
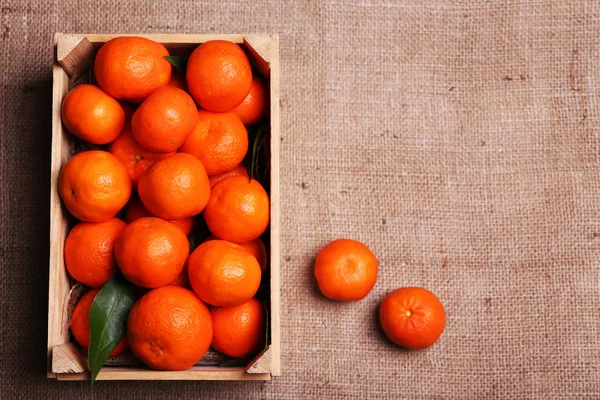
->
268, 34, 282, 376
52, 343, 87, 373
243, 35, 272, 78
47, 33, 72, 378
66, 33, 272, 45
245, 346, 272, 374
56, 34, 96, 79
56, 367, 271, 381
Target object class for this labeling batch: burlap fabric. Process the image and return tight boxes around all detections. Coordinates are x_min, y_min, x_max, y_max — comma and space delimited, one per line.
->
1, 0, 599, 398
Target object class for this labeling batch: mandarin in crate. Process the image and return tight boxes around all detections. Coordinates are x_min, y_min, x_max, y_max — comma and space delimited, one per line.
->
188, 240, 261, 307
114, 217, 189, 288
138, 153, 210, 220
107, 125, 173, 188
71, 289, 129, 356
186, 40, 252, 112
125, 194, 195, 236
210, 298, 266, 358
61, 84, 125, 144
232, 76, 269, 126
94, 37, 171, 103
168, 258, 191, 288
58, 150, 131, 222
64, 218, 126, 287
179, 110, 248, 177
204, 177, 269, 243
379, 287, 446, 350
127, 286, 212, 371
239, 238, 268, 274
208, 164, 248, 188
131, 86, 198, 153
167, 71, 188, 91
314, 239, 378, 301
203, 234, 267, 273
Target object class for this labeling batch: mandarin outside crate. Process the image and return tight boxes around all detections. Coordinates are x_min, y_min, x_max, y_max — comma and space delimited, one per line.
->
48, 33, 281, 381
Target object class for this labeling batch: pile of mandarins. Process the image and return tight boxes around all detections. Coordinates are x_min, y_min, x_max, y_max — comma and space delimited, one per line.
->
60, 37, 270, 371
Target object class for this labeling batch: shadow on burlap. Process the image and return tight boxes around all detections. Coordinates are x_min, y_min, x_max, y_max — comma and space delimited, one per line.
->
1, 1, 599, 398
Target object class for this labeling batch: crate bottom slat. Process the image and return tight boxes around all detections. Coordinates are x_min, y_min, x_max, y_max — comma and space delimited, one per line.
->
55, 367, 271, 381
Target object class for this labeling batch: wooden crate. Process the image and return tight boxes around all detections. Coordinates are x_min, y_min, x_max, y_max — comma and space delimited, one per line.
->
48, 33, 281, 381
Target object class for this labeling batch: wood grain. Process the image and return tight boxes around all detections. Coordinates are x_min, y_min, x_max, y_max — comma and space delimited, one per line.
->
52, 343, 88, 373
56, 34, 96, 79
55, 367, 271, 381
268, 34, 282, 376
244, 35, 272, 78
245, 346, 273, 374
47, 33, 72, 379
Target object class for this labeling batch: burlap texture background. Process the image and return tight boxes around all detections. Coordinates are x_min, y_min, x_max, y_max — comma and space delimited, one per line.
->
1, 0, 599, 398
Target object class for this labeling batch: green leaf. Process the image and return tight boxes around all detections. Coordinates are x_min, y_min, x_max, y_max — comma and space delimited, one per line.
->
164, 55, 188, 76
249, 125, 267, 182
88, 274, 135, 383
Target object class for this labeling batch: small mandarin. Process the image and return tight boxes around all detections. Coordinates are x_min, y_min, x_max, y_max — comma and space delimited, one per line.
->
61, 84, 125, 144
208, 165, 248, 188
94, 37, 171, 103
107, 125, 173, 188
239, 238, 268, 274
379, 287, 446, 350
167, 72, 188, 91
232, 76, 269, 126
138, 153, 211, 220
188, 240, 261, 307
114, 217, 189, 288
58, 150, 131, 222
210, 298, 266, 358
168, 258, 191, 288
186, 40, 252, 112
179, 110, 248, 176
314, 239, 378, 301
127, 286, 212, 370
203, 234, 267, 273
204, 177, 269, 243
71, 289, 128, 356
64, 218, 126, 287
132, 86, 198, 153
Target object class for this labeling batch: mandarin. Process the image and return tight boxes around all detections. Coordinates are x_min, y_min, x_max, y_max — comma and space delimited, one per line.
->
204, 177, 269, 243
127, 286, 212, 370
379, 287, 446, 350
61, 84, 125, 144
232, 76, 269, 126
131, 86, 198, 153
71, 289, 128, 356
107, 125, 173, 188
58, 150, 131, 222
210, 298, 266, 358
94, 37, 171, 103
114, 217, 189, 288
186, 40, 252, 112
188, 240, 261, 307
179, 110, 248, 176
314, 239, 378, 301
64, 218, 126, 287
203, 234, 267, 273
138, 153, 210, 220
208, 164, 248, 188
